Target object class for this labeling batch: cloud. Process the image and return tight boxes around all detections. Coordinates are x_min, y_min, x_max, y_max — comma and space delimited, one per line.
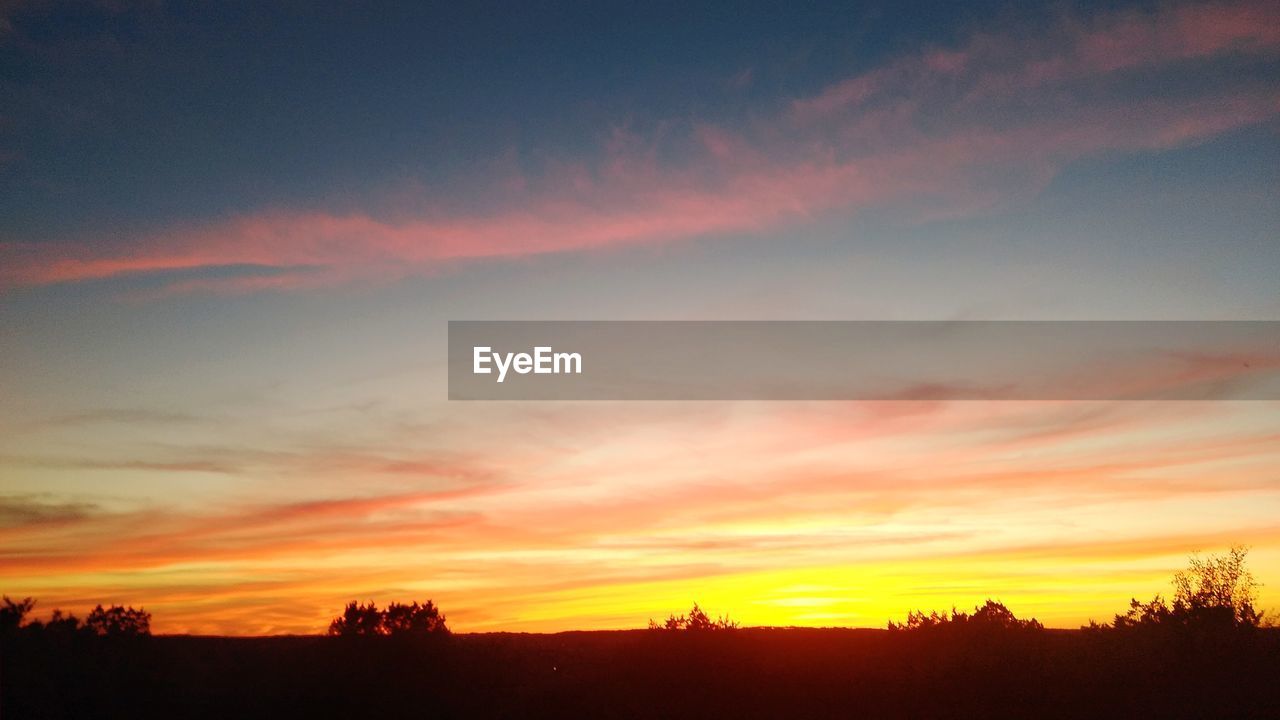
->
2, 455, 243, 474
3, 399, 1278, 632
0, 494, 100, 528
789, 0, 1280, 121
2, 0, 1277, 295
37, 407, 203, 427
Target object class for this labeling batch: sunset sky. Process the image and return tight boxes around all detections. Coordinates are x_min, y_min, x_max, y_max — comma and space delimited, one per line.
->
2, 0, 1279, 635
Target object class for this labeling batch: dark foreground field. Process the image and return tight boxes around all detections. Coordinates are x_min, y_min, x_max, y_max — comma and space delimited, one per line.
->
4, 627, 1279, 719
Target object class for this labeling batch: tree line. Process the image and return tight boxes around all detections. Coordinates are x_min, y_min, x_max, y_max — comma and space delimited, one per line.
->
1, 547, 1268, 639
1, 598, 150, 637
327, 600, 449, 636
655, 546, 1267, 635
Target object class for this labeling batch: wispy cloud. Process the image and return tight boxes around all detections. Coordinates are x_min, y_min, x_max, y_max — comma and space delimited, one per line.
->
0, 494, 100, 528
4, 400, 1278, 633
3, 0, 1276, 295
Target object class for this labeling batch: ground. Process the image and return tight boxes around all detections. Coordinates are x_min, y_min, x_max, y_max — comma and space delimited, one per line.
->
4, 627, 1279, 718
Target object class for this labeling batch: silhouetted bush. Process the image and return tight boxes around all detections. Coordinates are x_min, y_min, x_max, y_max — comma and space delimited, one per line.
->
328, 600, 450, 636
889, 599, 1043, 632
328, 601, 385, 635
4, 569, 1278, 719
1, 595, 36, 637
41, 609, 85, 636
84, 604, 151, 636
2, 598, 98, 638
649, 603, 739, 631
1107, 546, 1262, 632
383, 601, 449, 636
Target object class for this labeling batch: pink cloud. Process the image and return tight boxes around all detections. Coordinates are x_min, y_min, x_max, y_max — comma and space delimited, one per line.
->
2, 0, 1278, 295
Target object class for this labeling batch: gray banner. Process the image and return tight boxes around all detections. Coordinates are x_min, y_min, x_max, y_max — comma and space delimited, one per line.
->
448, 321, 1280, 400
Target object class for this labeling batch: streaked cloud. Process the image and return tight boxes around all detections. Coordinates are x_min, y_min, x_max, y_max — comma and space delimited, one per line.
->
3, 0, 1276, 295
3, 400, 1278, 633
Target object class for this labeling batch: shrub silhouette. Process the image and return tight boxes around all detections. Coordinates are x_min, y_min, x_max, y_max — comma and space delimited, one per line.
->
648, 602, 739, 631
383, 601, 449, 636
889, 599, 1043, 631
328, 601, 386, 635
84, 604, 151, 636
328, 600, 450, 636
3, 598, 127, 638
1, 595, 36, 636
42, 609, 85, 635
1111, 546, 1262, 631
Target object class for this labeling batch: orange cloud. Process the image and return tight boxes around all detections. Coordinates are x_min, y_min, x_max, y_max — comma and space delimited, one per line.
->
4, 400, 1279, 633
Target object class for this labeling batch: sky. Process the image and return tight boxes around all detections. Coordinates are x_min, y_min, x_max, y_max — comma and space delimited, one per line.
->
1, 0, 1278, 634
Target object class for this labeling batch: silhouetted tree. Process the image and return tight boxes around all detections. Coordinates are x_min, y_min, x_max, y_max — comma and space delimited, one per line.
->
889, 600, 1042, 631
890, 608, 947, 631
970, 599, 1043, 630
383, 601, 449, 636
327, 600, 451, 636
648, 603, 738, 631
0, 596, 36, 637
1112, 546, 1262, 631
328, 601, 385, 636
84, 604, 151, 636
42, 609, 84, 636
16, 609, 72, 635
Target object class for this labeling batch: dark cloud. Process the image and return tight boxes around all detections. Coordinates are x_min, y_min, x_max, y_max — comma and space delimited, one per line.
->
0, 493, 99, 527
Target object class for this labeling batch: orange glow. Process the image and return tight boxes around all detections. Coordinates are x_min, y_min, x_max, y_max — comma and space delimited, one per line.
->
4, 401, 1278, 635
